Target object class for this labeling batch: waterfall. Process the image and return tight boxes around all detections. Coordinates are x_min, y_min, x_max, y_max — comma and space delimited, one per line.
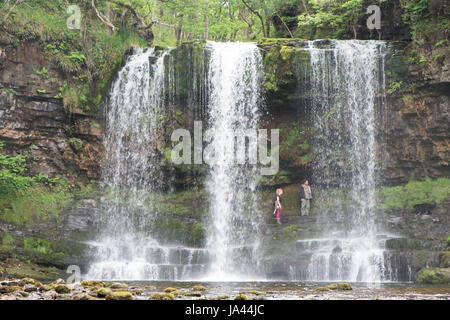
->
299, 40, 389, 282
85, 43, 265, 281
85, 48, 209, 280
202, 41, 265, 281
83, 40, 395, 283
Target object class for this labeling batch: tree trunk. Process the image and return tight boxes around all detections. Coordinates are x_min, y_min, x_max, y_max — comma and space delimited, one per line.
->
241, 0, 266, 37
265, 16, 271, 37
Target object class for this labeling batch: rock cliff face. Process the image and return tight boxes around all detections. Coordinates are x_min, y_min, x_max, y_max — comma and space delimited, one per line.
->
0, 38, 105, 275
0, 38, 104, 181
381, 42, 450, 185
1, 38, 447, 188
384, 89, 449, 184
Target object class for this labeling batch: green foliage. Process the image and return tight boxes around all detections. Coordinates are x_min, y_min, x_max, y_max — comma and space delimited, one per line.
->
388, 81, 404, 94
34, 67, 49, 79
296, 0, 364, 39
378, 178, 450, 212
1, 234, 16, 250
433, 53, 446, 62
434, 39, 449, 48
387, 80, 420, 94
158, 219, 189, 244
0, 141, 33, 195
67, 51, 86, 64
283, 224, 299, 239
262, 44, 304, 92
190, 223, 206, 247
68, 137, 83, 152
401, 0, 449, 46
279, 123, 310, 167
24, 237, 54, 255
0, 141, 72, 225
402, 0, 430, 24
0, 182, 72, 226
1, 87, 17, 94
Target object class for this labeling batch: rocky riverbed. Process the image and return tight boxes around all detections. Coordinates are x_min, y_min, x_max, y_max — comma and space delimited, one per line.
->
1, 278, 449, 300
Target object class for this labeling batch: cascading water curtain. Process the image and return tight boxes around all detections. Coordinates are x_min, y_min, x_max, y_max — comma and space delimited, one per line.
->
304, 40, 389, 282
86, 48, 173, 280
203, 41, 265, 281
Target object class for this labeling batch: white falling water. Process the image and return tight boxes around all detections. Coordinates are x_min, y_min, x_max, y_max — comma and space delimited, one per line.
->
203, 41, 265, 281
302, 40, 388, 282
85, 48, 209, 280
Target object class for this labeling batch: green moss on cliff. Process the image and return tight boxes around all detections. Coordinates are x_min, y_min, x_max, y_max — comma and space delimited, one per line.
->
190, 222, 206, 247
154, 218, 207, 247
3, 259, 66, 282
279, 124, 310, 167
261, 43, 310, 93
1, 234, 16, 251
378, 178, 450, 212
416, 267, 450, 284
23, 237, 66, 262
0, 184, 71, 226
385, 238, 424, 251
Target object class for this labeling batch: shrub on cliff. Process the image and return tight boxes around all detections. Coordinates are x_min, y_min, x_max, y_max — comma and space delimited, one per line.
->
0, 141, 33, 196
378, 178, 450, 212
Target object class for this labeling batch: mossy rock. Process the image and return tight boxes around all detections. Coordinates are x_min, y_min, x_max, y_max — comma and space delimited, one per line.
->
246, 290, 263, 296
105, 291, 133, 300
164, 287, 179, 293
0, 285, 21, 294
218, 295, 229, 300
184, 292, 202, 297
163, 293, 175, 300
53, 284, 71, 294
131, 289, 144, 295
108, 282, 128, 289
81, 280, 105, 287
151, 293, 164, 300
325, 283, 352, 291
234, 293, 251, 300
416, 268, 450, 284
150, 292, 177, 300
192, 285, 206, 291
23, 284, 38, 292
18, 277, 41, 286
97, 287, 112, 298
316, 287, 331, 292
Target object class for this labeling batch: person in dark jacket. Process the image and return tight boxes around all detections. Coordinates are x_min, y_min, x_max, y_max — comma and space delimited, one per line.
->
299, 179, 312, 216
